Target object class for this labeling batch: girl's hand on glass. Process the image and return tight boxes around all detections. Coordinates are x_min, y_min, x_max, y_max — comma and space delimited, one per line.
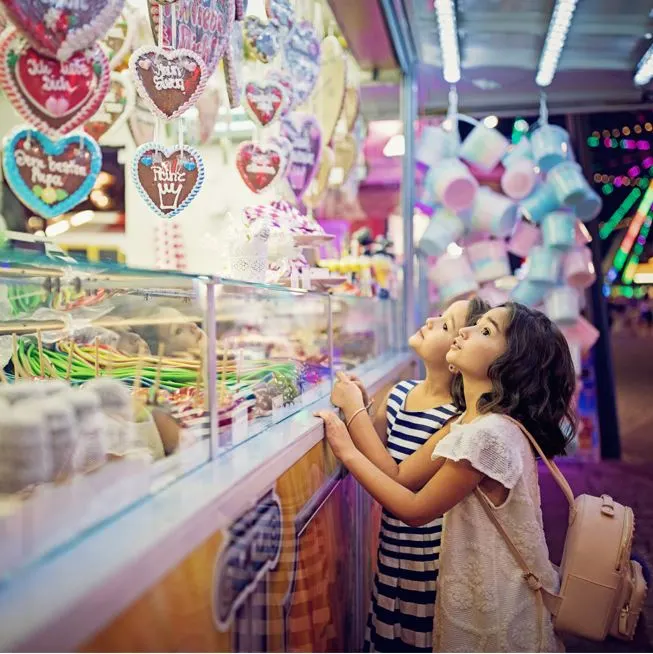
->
330, 371, 364, 415
314, 410, 356, 461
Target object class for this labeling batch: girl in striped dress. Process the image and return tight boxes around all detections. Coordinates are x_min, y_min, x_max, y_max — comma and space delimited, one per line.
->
341, 297, 489, 652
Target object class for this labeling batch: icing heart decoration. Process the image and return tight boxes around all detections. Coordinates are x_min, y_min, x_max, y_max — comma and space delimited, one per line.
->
84, 71, 135, 142
244, 15, 280, 64
102, 8, 136, 70
282, 21, 320, 106
129, 46, 207, 121
133, 142, 205, 219
266, 70, 294, 116
149, 0, 234, 78
236, 141, 284, 193
2, 128, 102, 219
0, 29, 110, 137
0, 0, 125, 61
301, 35, 347, 145
244, 80, 285, 127
280, 113, 322, 202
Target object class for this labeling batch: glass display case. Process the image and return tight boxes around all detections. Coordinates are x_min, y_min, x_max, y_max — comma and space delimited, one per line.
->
0, 251, 402, 580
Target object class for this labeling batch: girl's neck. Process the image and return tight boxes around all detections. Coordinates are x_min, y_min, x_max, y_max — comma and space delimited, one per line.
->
420, 366, 452, 404
462, 377, 493, 422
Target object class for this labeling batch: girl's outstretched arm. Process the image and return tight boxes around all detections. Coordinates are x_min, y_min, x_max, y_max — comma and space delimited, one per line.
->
316, 410, 483, 525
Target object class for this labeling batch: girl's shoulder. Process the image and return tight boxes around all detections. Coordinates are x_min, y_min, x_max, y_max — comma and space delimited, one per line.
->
458, 412, 523, 439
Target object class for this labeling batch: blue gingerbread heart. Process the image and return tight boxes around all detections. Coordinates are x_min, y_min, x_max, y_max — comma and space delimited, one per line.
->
2, 128, 102, 220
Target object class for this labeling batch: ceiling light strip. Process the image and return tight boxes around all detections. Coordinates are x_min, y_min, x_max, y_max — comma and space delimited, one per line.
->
535, 0, 579, 87
434, 0, 461, 84
635, 43, 653, 86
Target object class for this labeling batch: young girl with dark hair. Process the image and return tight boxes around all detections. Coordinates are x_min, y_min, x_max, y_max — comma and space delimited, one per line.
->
341, 297, 488, 653
318, 303, 576, 652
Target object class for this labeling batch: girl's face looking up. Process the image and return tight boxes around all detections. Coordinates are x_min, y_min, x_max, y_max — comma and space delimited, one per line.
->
408, 300, 470, 365
447, 307, 509, 379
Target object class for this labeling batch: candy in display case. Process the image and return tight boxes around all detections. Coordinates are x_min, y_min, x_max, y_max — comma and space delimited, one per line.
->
0, 251, 402, 580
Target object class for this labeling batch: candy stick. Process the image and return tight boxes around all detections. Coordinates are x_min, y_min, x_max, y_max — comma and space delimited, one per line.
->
65, 341, 74, 382
37, 330, 45, 378
150, 343, 165, 405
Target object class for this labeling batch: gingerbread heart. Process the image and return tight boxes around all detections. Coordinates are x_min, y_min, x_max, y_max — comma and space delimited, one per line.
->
304, 146, 335, 208
236, 141, 284, 193
0, 0, 125, 61
244, 15, 280, 64
149, 0, 234, 78
244, 80, 285, 127
133, 143, 205, 219
130, 46, 207, 121
302, 35, 346, 145
283, 20, 320, 106
280, 113, 322, 202
84, 71, 135, 142
266, 70, 294, 116
102, 8, 136, 70
2, 128, 102, 219
0, 29, 110, 137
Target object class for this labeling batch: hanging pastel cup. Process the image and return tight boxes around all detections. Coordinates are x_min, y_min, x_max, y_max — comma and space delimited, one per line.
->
478, 283, 510, 307
502, 137, 533, 169
501, 158, 537, 200
431, 159, 478, 212
429, 252, 479, 305
519, 182, 560, 224
563, 246, 596, 289
530, 123, 571, 173
547, 161, 601, 221
510, 279, 548, 307
575, 220, 592, 245
466, 239, 511, 283
526, 246, 562, 284
541, 211, 576, 250
560, 315, 600, 352
459, 122, 510, 172
416, 167, 438, 215
545, 286, 580, 325
418, 208, 466, 256
470, 187, 518, 237
416, 125, 460, 171
508, 219, 542, 257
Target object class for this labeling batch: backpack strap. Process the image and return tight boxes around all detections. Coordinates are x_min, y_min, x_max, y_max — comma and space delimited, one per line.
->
474, 488, 562, 617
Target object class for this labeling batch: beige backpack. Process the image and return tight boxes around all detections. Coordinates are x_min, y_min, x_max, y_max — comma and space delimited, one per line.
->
475, 416, 648, 645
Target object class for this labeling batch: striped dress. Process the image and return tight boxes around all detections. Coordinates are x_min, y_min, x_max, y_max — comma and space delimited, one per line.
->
364, 380, 458, 653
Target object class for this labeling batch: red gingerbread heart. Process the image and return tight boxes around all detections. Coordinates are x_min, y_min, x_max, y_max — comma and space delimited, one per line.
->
0, 29, 110, 137
244, 81, 285, 127
236, 142, 284, 193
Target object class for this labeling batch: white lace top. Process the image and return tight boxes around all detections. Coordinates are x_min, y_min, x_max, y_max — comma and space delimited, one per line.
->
431, 413, 563, 652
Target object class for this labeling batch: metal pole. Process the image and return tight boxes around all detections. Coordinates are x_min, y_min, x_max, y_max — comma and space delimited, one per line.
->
565, 114, 621, 459
401, 66, 418, 344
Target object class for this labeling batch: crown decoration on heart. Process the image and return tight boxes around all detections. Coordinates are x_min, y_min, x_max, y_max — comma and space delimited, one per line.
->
266, 70, 294, 116
280, 112, 322, 202
283, 20, 320, 106
129, 46, 207, 121
244, 80, 286, 127
84, 71, 135, 142
236, 141, 285, 193
133, 142, 205, 219
301, 35, 347, 146
102, 8, 136, 70
0, 29, 110, 137
148, 0, 234, 78
2, 127, 102, 219
0, 0, 125, 61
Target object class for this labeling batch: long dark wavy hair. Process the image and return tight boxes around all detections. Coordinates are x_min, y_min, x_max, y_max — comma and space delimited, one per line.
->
451, 296, 490, 411
472, 302, 576, 457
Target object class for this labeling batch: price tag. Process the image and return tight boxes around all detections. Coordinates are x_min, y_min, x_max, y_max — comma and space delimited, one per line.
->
232, 404, 249, 445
